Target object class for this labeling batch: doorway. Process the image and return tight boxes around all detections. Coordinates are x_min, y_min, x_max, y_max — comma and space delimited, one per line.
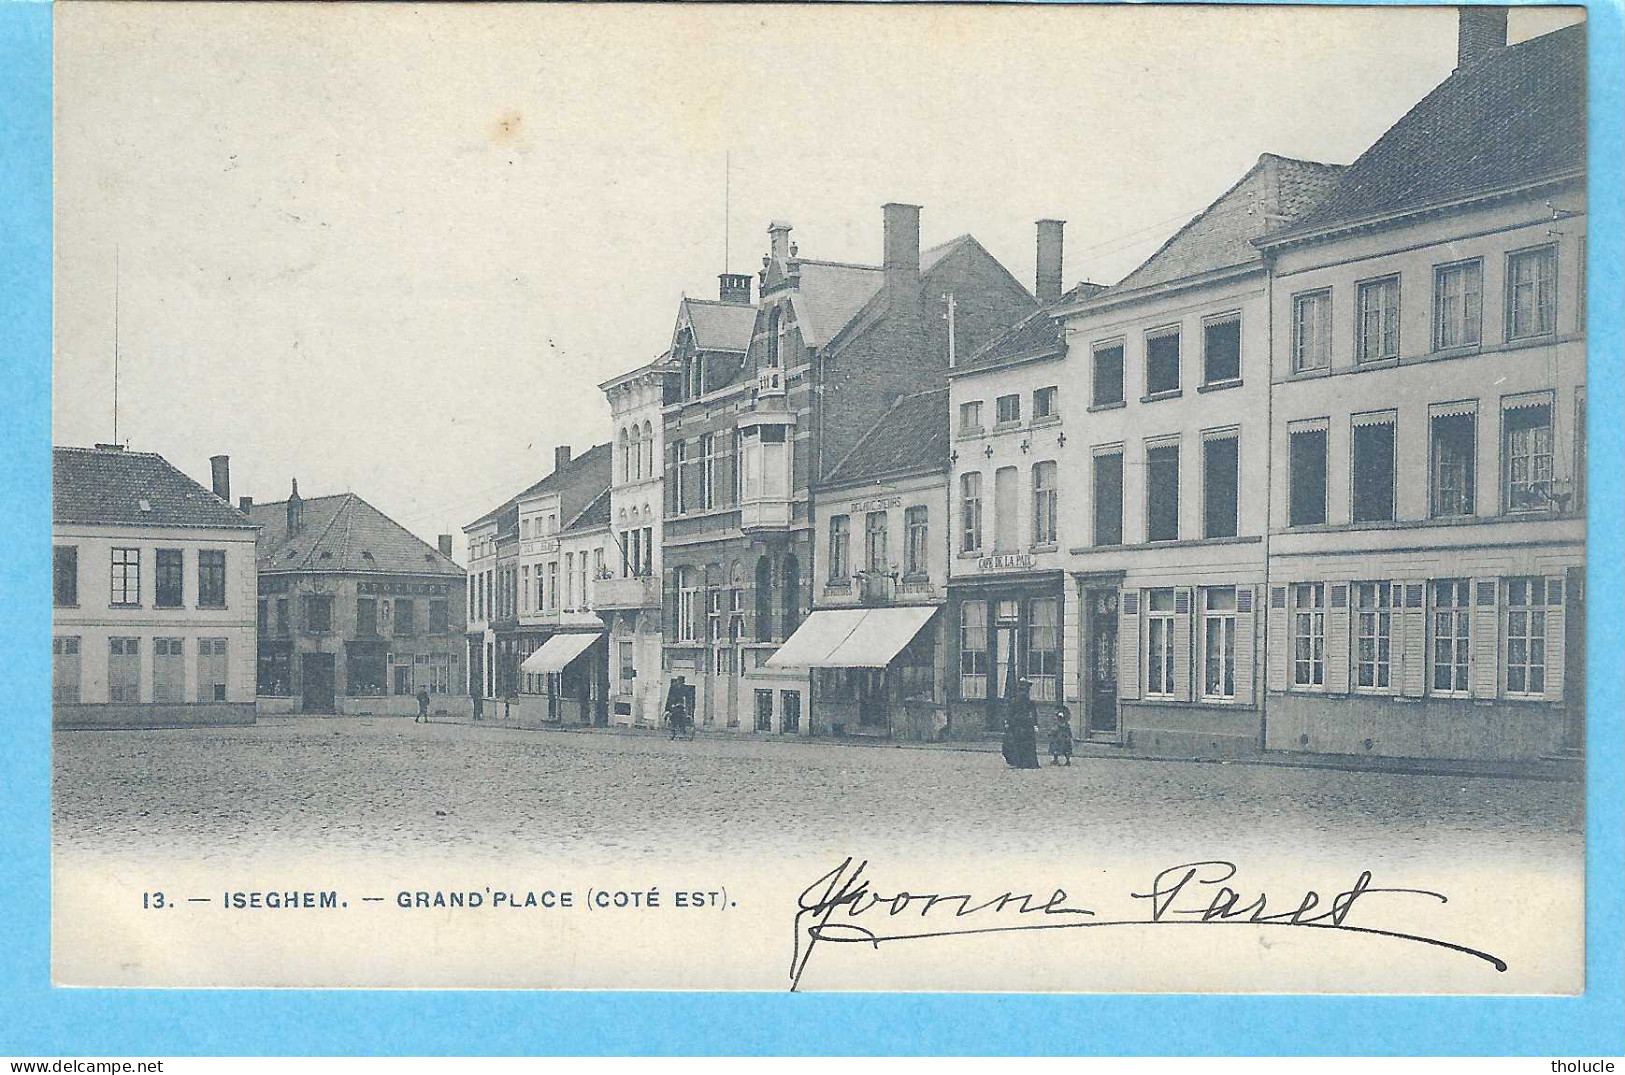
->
301, 652, 335, 713
1086, 589, 1119, 738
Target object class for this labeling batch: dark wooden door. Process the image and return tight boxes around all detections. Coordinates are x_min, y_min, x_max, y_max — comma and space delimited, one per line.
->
301, 653, 335, 713
1087, 590, 1119, 736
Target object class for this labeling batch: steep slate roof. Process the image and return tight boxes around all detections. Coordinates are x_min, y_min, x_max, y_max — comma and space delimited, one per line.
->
680, 298, 756, 352
565, 485, 611, 533
789, 260, 885, 347
959, 280, 1109, 371
824, 387, 950, 485
1109, 153, 1344, 295
1279, 23, 1585, 238
250, 492, 461, 576
53, 446, 255, 530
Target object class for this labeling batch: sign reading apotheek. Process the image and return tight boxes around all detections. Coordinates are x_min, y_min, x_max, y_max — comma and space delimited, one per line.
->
976, 553, 1036, 572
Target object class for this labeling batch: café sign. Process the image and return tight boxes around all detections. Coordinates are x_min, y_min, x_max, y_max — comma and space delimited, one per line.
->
976, 553, 1036, 573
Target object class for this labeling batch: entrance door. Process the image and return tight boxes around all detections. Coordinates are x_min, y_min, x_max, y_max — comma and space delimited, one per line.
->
989, 598, 1021, 732
301, 653, 335, 713
1086, 589, 1119, 737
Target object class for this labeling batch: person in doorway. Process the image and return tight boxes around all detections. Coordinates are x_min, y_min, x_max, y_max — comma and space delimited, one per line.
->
1048, 704, 1074, 766
472, 691, 484, 721
416, 686, 430, 724
665, 677, 692, 741
1002, 679, 1041, 770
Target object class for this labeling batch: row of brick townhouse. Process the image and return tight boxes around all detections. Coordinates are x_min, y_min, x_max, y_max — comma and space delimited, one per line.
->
463, 443, 614, 725
934, 10, 1584, 764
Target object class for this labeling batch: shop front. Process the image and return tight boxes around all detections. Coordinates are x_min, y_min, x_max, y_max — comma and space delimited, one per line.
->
766, 605, 942, 739
943, 568, 1066, 741
519, 630, 608, 725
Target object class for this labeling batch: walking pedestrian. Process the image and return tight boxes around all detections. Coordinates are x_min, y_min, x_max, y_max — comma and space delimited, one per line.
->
1001, 679, 1042, 770
1048, 705, 1074, 766
416, 686, 430, 724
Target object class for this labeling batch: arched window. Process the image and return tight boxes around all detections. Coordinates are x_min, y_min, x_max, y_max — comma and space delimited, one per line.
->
755, 556, 774, 643
642, 421, 654, 477
629, 424, 642, 480
781, 553, 801, 638
618, 427, 630, 483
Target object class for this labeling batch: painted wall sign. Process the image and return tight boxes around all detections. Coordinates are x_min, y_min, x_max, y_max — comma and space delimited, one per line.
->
850, 496, 903, 513
976, 553, 1036, 573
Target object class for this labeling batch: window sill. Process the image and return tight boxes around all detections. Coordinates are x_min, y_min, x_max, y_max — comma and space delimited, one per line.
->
1031, 415, 1061, 428
54, 603, 80, 610
1507, 331, 1556, 347
1029, 543, 1058, 554
1088, 400, 1126, 413
1140, 389, 1183, 404
993, 421, 1022, 433
197, 603, 227, 611
1197, 378, 1243, 394
109, 604, 143, 610
956, 428, 986, 440
1288, 366, 1331, 380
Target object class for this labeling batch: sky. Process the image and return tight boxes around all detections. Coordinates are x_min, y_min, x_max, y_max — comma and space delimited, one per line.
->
52, 2, 1584, 562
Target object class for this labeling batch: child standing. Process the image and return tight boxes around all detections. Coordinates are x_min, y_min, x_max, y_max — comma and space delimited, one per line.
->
1048, 706, 1075, 766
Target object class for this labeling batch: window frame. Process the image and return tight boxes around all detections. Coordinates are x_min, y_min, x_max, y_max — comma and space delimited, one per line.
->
1429, 404, 1478, 518
1201, 311, 1242, 386
1430, 579, 1473, 698
864, 510, 889, 574
1144, 588, 1177, 699
828, 514, 850, 581
1503, 576, 1552, 697
1200, 586, 1237, 703
1033, 385, 1059, 421
959, 472, 983, 554
155, 548, 185, 609
53, 545, 79, 608
958, 400, 984, 435
1144, 325, 1182, 398
1352, 580, 1396, 693
995, 393, 1022, 427
1350, 411, 1398, 524
958, 599, 989, 700
1144, 440, 1180, 544
1091, 338, 1126, 407
1501, 394, 1555, 514
1201, 429, 1240, 539
903, 505, 929, 576
1432, 257, 1483, 351
1506, 243, 1558, 342
1354, 274, 1401, 364
109, 547, 141, 607
1292, 289, 1333, 373
1291, 582, 1326, 690
1092, 448, 1123, 547
196, 548, 227, 609
1031, 460, 1058, 547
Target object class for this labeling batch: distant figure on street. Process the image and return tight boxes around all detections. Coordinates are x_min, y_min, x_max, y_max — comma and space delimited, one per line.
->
1001, 679, 1041, 770
416, 686, 430, 724
666, 678, 693, 740
1048, 705, 1074, 766
472, 692, 484, 721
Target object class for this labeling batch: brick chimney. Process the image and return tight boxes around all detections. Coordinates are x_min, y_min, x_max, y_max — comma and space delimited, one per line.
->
209, 454, 230, 502
1035, 219, 1065, 304
438, 534, 454, 558
882, 202, 921, 302
767, 221, 793, 261
239, 495, 253, 513
555, 444, 572, 472
286, 478, 303, 536
1457, 6, 1508, 70
719, 273, 753, 305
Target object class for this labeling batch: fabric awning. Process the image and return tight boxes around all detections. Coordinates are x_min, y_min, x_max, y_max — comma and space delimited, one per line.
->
520, 632, 602, 674
763, 609, 869, 668
765, 606, 937, 669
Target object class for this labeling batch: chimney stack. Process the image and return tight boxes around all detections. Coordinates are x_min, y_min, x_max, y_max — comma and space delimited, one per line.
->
286, 478, 303, 536
1035, 219, 1065, 304
882, 202, 921, 283
767, 220, 793, 261
438, 534, 454, 558
719, 273, 753, 305
239, 496, 253, 513
209, 454, 230, 502
555, 444, 572, 472
1456, 6, 1508, 70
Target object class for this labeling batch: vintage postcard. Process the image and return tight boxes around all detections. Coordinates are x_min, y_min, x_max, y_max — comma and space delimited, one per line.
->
48, 1, 1588, 994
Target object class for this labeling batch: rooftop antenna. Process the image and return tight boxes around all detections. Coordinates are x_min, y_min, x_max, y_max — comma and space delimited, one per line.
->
113, 245, 120, 445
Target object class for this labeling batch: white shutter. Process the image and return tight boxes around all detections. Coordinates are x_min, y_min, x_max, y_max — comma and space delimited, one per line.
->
1470, 577, 1500, 699
1234, 585, 1256, 708
1400, 582, 1426, 698
1266, 585, 1288, 692
1173, 587, 1194, 703
1545, 575, 1565, 701
1327, 582, 1350, 695
1118, 589, 1140, 701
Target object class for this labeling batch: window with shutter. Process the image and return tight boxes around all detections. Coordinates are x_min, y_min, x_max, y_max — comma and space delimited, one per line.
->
1118, 590, 1140, 701
1266, 585, 1289, 693
1400, 582, 1427, 698
1326, 583, 1351, 694
1470, 578, 1501, 699
1144, 589, 1176, 699
1172, 587, 1193, 703
1232, 586, 1256, 707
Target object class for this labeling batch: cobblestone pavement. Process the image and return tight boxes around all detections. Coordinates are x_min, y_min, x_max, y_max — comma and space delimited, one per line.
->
53, 716, 1584, 870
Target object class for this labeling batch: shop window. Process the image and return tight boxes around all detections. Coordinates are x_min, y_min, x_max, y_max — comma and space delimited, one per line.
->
1202, 587, 1236, 701
1144, 589, 1176, 698
1027, 597, 1059, 702
959, 601, 988, 699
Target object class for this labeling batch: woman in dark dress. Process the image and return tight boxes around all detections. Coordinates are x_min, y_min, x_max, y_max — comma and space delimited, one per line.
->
1002, 679, 1042, 769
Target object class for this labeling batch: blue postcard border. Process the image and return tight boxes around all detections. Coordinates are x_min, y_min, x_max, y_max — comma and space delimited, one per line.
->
2, 0, 1620, 1056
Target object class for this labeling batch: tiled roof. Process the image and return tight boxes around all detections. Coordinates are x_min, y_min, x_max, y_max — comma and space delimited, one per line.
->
1110, 154, 1344, 295
250, 492, 462, 576
53, 446, 255, 530
466, 442, 613, 533
1280, 24, 1585, 238
958, 281, 1109, 371
565, 485, 611, 532
789, 260, 886, 346
824, 387, 950, 485
681, 298, 756, 352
